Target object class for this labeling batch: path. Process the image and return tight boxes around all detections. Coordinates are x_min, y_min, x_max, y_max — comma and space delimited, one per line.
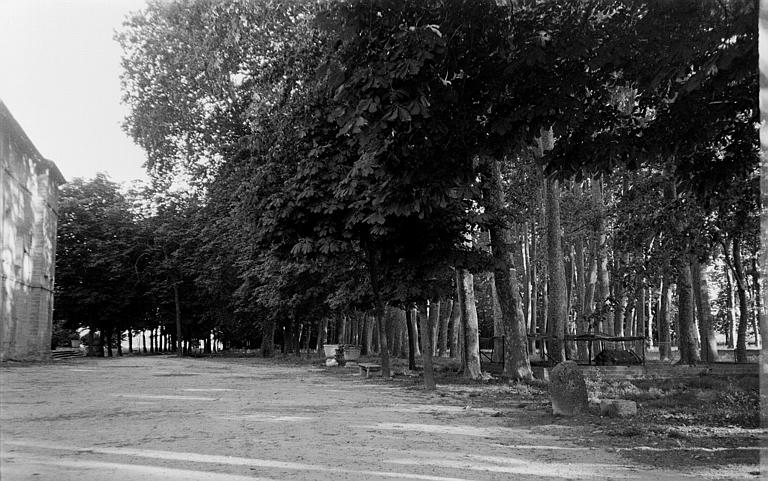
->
0, 356, 758, 480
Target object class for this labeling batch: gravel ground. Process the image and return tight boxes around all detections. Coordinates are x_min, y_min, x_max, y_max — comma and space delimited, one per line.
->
0, 355, 761, 480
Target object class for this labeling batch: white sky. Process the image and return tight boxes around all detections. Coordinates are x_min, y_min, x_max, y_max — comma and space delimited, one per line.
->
0, 0, 150, 184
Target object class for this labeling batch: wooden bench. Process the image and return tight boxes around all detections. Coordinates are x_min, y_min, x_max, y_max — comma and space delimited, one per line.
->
358, 363, 382, 378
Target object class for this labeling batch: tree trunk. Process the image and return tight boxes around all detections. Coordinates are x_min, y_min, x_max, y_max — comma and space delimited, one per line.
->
457, 268, 482, 379
421, 301, 437, 390
398, 308, 409, 358
261, 318, 276, 357
725, 266, 736, 348
733, 236, 749, 363
319, 317, 328, 352
127, 330, 133, 353
613, 254, 627, 337
530, 220, 538, 342
449, 297, 461, 358
405, 307, 417, 370
752, 257, 764, 350
368, 250, 391, 377
636, 281, 646, 340
659, 277, 673, 361
522, 222, 531, 332
364, 314, 374, 355
691, 257, 719, 362
438, 300, 451, 357
592, 179, 610, 334
141, 330, 147, 354
104, 331, 112, 357
487, 161, 532, 380
172, 283, 182, 358
545, 177, 567, 363
676, 260, 700, 365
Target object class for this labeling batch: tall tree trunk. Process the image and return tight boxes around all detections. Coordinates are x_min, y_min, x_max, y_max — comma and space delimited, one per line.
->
398, 308, 409, 358
421, 301, 437, 390
105, 332, 112, 357
752, 257, 764, 349
438, 300, 451, 357
691, 257, 719, 362
613, 254, 628, 337
733, 236, 749, 363
368, 249, 391, 377
545, 177, 567, 363
725, 266, 736, 348
405, 307, 417, 370
636, 281, 646, 340
173, 283, 183, 358
430, 301, 441, 356
449, 297, 461, 358
457, 268, 482, 379
141, 330, 147, 354
575, 235, 588, 361
592, 179, 610, 334
530, 220, 538, 342
487, 161, 532, 380
659, 276, 673, 361
408, 307, 421, 357
261, 318, 276, 357
489, 273, 504, 362
319, 317, 328, 352
127, 330, 133, 353
676, 260, 700, 365
522, 222, 531, 332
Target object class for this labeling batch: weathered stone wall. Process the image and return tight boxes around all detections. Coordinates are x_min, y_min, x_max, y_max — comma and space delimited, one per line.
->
0, 100, 64, 361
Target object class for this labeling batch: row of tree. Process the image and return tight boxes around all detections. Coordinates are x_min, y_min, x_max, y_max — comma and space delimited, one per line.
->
54, 0, 762, 385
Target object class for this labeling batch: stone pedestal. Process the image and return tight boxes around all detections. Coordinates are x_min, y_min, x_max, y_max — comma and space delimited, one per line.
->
599, 399, 637, 417
549, 361, 588, 416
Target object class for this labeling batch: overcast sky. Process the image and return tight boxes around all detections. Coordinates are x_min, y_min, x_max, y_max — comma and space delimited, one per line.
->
0, 0, 149, 184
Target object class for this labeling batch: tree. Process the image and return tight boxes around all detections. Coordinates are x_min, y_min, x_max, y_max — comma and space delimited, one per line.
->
55, 175, 143, 356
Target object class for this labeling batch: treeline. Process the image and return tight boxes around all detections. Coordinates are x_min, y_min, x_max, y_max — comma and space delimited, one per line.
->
53, 0, 760, 380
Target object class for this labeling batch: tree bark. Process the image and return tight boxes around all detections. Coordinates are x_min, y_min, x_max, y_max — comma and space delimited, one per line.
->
725, 266, 736, 348
593, 179, 610, 334
545, 177, 567, 363
636, 281, 646, 340
429, 301, 440, 356
457, 268, 482, 379
449, 298, 461, 358
676, 260, 700, 365
522, 222, 531, 332
261, 318, 276, 357
733, 236, 749, 363
368, 249, 391, 377
438, 300, 451, 357
487, 161, 532, 380
173, 283, 183, 358
405, 307, 417, 370
659, 277, 673, 361
691, 257, 720, 362
421, 301, 437, 390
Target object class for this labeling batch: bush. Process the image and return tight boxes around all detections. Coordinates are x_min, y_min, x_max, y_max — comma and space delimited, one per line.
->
51, 320, 78, 348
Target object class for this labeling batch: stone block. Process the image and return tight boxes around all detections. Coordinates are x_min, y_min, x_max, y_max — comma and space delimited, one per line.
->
600, 399, 637, 417
549, 360, 588, 416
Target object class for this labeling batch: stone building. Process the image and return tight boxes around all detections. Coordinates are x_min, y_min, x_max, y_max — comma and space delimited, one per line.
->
0, 100, 65, 361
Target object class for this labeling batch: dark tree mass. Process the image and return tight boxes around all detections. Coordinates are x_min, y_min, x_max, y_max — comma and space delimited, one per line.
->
53, 0, 760, 382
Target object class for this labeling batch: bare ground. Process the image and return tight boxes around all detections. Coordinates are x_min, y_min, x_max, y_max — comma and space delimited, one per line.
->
0, 355, 763, 480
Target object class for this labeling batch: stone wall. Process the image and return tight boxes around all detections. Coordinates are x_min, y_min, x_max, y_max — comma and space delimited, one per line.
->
0, 100, 65, 361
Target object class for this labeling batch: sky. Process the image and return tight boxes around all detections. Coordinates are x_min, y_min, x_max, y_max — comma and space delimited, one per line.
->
0, 0, 150, 184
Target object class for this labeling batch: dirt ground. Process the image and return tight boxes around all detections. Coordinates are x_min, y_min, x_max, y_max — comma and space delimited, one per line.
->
1, 355, 764, 480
